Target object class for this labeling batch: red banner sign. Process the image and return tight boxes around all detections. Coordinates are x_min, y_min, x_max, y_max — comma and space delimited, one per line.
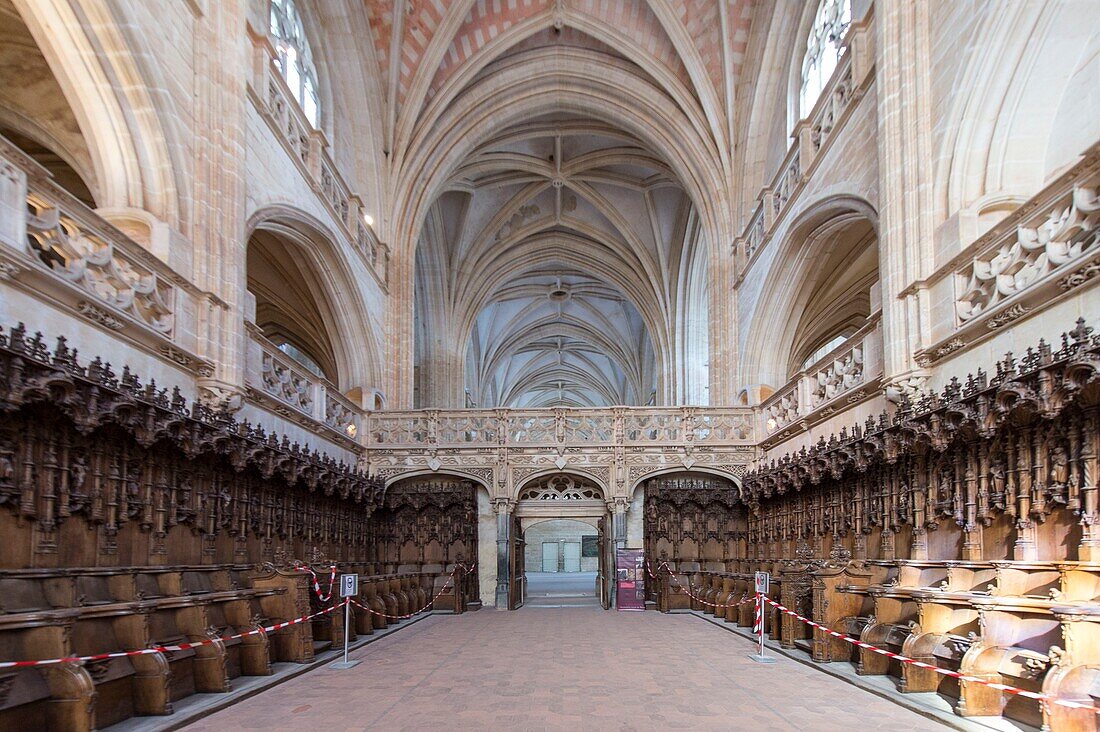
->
616, 548, 646, 611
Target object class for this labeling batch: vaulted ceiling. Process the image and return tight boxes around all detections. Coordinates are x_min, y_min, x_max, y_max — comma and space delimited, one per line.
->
389, 1, 753, 408
365, 0, 756, 163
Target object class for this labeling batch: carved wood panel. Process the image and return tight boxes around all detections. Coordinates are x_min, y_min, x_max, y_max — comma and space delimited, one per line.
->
0, 323, 383, 568
642, 472, 745, 563
743, 319, 1100, 564
372, 477, 477, 567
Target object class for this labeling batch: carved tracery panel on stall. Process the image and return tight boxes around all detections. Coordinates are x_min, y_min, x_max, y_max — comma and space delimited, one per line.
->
643, 472, 746, 565
372, 476, 478, 567
732, 321, 1100, 731
743, 321, 1100, 565
0, 323, 382, 569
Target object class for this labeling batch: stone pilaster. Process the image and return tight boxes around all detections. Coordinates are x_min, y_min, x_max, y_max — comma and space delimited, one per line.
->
192, 1, 248, 404
493, 498, 514, 609
875, 0, 934, 392
611, 497, 629, 550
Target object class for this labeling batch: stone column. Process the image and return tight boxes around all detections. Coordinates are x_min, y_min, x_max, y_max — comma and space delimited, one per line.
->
875, 0, 934, 398
709, 240, 738, 405
611, 497, 629, 550
493, 498, 513, 609
416, 348, 466, 408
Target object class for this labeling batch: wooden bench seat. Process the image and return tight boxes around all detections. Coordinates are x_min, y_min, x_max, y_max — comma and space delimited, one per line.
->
0, 565, 294, 731
0, 613, 94, 732
658, 562, 699, 612
819, 558, 1100, 729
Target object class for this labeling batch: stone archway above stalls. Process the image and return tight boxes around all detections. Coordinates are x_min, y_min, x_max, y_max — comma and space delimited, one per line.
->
517, 474, 604, 502
641, 472, 746, 566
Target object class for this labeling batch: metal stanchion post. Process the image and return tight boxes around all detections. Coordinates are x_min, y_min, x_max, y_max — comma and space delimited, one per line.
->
332, 574, 361, 669
343, 599, 351, 664
747, 572, 775, 664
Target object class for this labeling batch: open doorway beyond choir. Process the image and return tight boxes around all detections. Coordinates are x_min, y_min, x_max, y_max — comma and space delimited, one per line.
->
524, 572, 599, 607
522, 518, 603, 607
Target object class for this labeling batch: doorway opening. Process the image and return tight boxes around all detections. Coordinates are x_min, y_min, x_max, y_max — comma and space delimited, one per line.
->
509, 474, 612, 610
525, 518, 600, 607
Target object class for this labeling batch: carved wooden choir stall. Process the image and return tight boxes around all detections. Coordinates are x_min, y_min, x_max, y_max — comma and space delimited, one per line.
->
371, 477, 479, 612
0, 324, 473, 730
652, 320, 1100, 730
3, 313, 1100, 730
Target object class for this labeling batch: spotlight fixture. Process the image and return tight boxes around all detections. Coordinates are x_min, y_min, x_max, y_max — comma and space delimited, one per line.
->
363, 213, 374, 228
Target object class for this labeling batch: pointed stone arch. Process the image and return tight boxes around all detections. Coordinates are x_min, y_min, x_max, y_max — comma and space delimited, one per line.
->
246, 205, 384, 393
12, 0, 184, 228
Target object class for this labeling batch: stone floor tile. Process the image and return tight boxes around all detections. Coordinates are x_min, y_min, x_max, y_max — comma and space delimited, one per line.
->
182, 608, 943, 731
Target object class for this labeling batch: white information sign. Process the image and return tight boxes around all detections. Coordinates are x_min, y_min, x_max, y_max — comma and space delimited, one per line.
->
340, 573, 359, 597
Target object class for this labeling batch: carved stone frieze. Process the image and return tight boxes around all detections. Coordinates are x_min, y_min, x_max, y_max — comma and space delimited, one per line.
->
956, 181, 1098, 324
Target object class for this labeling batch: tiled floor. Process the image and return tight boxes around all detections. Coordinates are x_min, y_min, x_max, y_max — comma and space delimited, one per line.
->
183, 607, 942, 731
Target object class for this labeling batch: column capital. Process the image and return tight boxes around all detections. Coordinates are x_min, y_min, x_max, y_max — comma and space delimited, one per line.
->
608, 496, 630, 514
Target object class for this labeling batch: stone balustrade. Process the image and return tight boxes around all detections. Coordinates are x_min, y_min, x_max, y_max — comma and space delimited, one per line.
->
0, 135, 217, 378
248, 31, 388, 288
245, 326, 361, 444
736, 17, 873, 276
760, 315, 883, 442
367, 407, 755, 450
365, 406, 758, 497
916, 146, 1100, 367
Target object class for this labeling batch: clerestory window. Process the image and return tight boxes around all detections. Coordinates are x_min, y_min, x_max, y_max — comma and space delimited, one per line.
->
270, 0, 320, 127
800, 0, 851, 118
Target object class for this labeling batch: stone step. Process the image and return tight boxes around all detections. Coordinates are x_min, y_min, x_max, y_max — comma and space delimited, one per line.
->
525, 595, 601, 607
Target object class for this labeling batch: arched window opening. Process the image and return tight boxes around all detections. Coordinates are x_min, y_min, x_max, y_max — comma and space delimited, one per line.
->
800, 332, 852, 371
800, 0, 851, 118
246, 227, 341, 383
275, 340, 325, 378
0, 9, 98, 208
1, 127, 95, 208
787, 217, 877, 378
269, 0, 320, 127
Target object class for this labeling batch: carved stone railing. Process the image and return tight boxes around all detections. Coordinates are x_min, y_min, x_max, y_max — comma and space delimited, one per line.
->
916, 145, 1100, 367
245, 327, 361, 446
0, 135, 217, 377
743, 203, 767, 263
763, 380, 800, 434
368, 407, 755, 449
760, 315, 883, 444
246, 26, 389, 288
735, 15, 874, 277
366, 406, 757, 497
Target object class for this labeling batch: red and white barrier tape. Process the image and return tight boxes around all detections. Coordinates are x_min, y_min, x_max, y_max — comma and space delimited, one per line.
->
0, 564, 475, 670
761, 595, 1100, 715
0, 599, 349, 669
352, 577, 455, 620
667, 572, 753, 610
646, 560, 753, 610
293, 563, 476, 606
292, 562, 338, 603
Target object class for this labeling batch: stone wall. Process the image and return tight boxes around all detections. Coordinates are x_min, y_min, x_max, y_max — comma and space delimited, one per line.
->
523, 519, 599, 573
